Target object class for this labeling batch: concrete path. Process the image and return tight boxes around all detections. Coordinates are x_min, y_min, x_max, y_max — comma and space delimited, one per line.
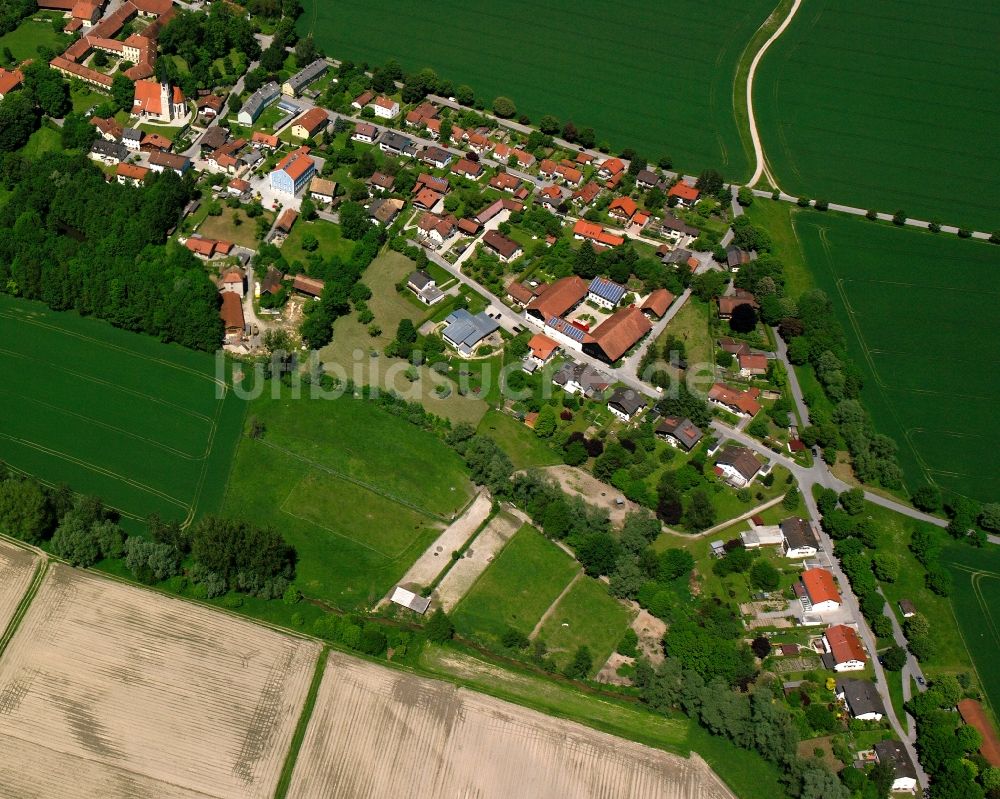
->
434, 510, 522, 612
660, 493, 788, 539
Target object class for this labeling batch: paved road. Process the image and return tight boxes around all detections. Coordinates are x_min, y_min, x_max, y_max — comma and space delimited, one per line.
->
878, 587, 925, 738
746, 0, 803, 188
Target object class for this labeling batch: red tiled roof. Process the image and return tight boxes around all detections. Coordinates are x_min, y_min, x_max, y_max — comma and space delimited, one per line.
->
599, 157, 624, 176
641, 288, 674, 318
292, 275, 324, 297
718, 291, 759, 316
555, 164, 582, 184
802, 568, 840, 605
573, 181, 600, 205
608, 196, 637, 219
294, 106, 328, 136
668, 182, 700, 202
115, 162, 149, 181
506, 280, 536, 304
252, 131, 278, 148
276, 209, 298, 233
490, 172, 520, 191
528, 334, 558, 360
739, 353, 768, 372
451, 158, 481, 177
527, 276, 589, 320
573, 219, 624, 248
708, 383, 762, 416
185, 237, 216, 256
589, 306, 651, 362
825, 625, 866, 665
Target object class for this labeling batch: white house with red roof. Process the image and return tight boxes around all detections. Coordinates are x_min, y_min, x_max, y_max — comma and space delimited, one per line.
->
132, 80, 186, 123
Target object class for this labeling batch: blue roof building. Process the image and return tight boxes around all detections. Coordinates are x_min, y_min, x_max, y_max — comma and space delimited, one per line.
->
442, 309, 500, 355
587, 276, 628, 308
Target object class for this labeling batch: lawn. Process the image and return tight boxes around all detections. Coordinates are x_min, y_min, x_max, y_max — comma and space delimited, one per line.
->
940, 542, 1000, 718
316, 251, 490, 426
280, 217, 355, 266
18, 124, 61, 158
476, 409, 562, 470
535, 577, 635, 675
792, 210, 1000, 503
451, 525, 579, 642
70, 84, 105, 115
300, 0, 777, 179
196, 206, 267, 250
0, 295, 245, 528
754, 0, 1000, 230
653, 296, 714, 384
0, 16, 69, 62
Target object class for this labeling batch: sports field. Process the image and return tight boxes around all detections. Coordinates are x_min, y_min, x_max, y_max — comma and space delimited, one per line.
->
0, 296, 245, 529
754, 0, 1000, 230
793, 213, 1000, 503
942, 544, 1000, 718
300, 0, 776, 178
221, 389, 474, 610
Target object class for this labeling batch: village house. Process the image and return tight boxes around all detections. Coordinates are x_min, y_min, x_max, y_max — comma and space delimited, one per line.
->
719, 336, 752, 357
221, 267, 246, 297
120, 127, 142, 151
542, 316, 593, 352
668, 181, 700, 207
370, 95, 399, 119
607, 387, 647, 422
836, 679, 886, 722
458, 217, 481, 236
608, 196, 638, 224
227, 178, 251, 198
238, 81, 280, 125
379, 131, 416, 158
656, 416, 703, 451
490, 172, 521, 193
597, 157, 624, 181
482, 230, 523, 262
90, 116, 122, 141
527, 333, 559, 365
640, 288, 675, 319
369, 197, 404, 226
451, 158, 483, 180
714, 444, 764, 487
0, 67, 23, 100
525, 275, 589, 324
269, 147, 315, 195
352, 121, 378, 144
506, 280, 538, 307
418, 145, 452, 169
718, 289, 759, 319
351, 90, 374, 110
442, 309, 500, 355
417, 212, 458, 247
552, 361, 612, 398
555, 163, 583, 186
140, 133, 171, 153
184, 236, 232, 260
822, 624, 867, 672
406, 270, 446, 306
658, 213, 700, 245
572, 181, 601, 207
739, 352, 769, 377
798, 568, 842, 613
197, 94, 225, 119
251, 130, 278, 150
90, 139, 128, 165
115, 162, 149, 187
726, 245, 753, 272
537, 185, 567, 213
308, 177, 336, 204
492, 142, 534, 168
367, 171, 395, 195
405, 101, 438, 128
872, 740, 917, 793
291, 107, 329, 140
707, 383, 762, 417
412, 187, 444, 212
572, 219, 625, 249
219, 291, 245, 343
587, 276, 628, 310
781, 517, 820, 558
635, 168, 660, 190
282, 58, 327, 97
583, 306, 652, 364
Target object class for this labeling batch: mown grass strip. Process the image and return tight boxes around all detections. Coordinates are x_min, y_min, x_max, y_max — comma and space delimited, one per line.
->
273, 646, 329, 799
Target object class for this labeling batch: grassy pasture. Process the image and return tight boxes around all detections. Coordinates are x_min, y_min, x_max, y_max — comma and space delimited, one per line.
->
535, 577, 635, 675
300, 0, 776, 178
452, 525, 579, 642
476, 409, 561, 470
792, 211, 1000, 503
754, 0, 1000, 230
941, 543, 1000, 718
0, 16, 69, 62
0, 295, 244, 528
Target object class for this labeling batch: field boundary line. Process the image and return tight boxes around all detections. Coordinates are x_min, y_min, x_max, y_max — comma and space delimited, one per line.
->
0, 558, 48, 660
941, 566, 996, 718
529, 570, 583, 641
257, 438, 449, 522
272, 647, 329, 799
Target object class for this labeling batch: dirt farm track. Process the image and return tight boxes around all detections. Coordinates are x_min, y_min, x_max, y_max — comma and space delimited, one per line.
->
0, 561, 320, 799
287, 652, 736, 799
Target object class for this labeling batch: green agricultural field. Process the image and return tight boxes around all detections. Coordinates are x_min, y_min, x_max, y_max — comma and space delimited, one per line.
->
535, 578, 635, 675
476, 409, 561, 470
941, 543, 1000, 718
300, 0, 776, 178
754, 0, 1000, 230
0, 295, 245, 529
221, 387, 474, 609
452, 525, 579, 642
792, 211, 1000, 503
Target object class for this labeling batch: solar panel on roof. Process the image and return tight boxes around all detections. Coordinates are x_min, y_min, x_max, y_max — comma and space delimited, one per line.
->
547, 317, 585, 342
588, 277, 627, 304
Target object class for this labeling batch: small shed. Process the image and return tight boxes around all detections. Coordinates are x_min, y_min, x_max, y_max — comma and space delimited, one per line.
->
389, 586, 431, 614
710, 540, 726, 558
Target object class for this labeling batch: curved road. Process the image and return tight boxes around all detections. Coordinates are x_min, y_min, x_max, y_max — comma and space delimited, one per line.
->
746, 0, 802, 187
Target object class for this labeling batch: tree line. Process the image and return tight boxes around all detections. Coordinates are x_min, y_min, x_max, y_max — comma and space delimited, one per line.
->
0, 153, 222, 351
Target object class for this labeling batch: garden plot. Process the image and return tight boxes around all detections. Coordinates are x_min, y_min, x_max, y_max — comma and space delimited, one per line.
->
286, 652, 737, 799
0, 564, 320, 799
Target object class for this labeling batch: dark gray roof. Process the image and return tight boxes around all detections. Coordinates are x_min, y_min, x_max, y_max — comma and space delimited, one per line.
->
408, 270, 433, 291
726, 246, 753, 268
419, 145, 452, 165
635, 168, 658, 185
285, 59, 327, 93
122, 127, 142, 141
240, 81, 280, 119
552, 362, 611, 396
836, 679, 886, 718
656, 416, 703, 450
90, 140, 127, 161
608, 387, 646, 416
781, 517, 819, 550
873, 740, 917, 780
659, 214, 700, 236
663, 248, 694, 264
380, 131, 415, 155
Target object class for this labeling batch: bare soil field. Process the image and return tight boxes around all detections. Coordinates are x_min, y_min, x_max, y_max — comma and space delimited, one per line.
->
0, 539, 38, 634
286, 652, 736, 799
542, 465, 639, 526
433, 509, 522, 611
0, 564, 321, 799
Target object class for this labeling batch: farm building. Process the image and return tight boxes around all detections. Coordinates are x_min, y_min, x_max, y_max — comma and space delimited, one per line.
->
582, 306, 652, 364
587, 277, 627, 310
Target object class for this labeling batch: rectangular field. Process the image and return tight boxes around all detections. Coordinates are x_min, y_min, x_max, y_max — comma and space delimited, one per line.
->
534, 578, 636, 675
0, 539, 38, 635
0, 296, 245, 528
0, 564, 321, 799
792, 212, 1000, 502
285, 651, 736, 799
451, 525, 579, 641
300, 0, 776, 178
754, 0, 1000, 230
942, 544, 1000, 719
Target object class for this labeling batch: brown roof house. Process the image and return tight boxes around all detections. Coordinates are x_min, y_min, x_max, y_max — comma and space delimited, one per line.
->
219, 291, 245, 342
482, 230, 523, 262
582, 306, 652, 364
526, 276, 588, 323
714, 444, 765, 487
656, 416, 703, 452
